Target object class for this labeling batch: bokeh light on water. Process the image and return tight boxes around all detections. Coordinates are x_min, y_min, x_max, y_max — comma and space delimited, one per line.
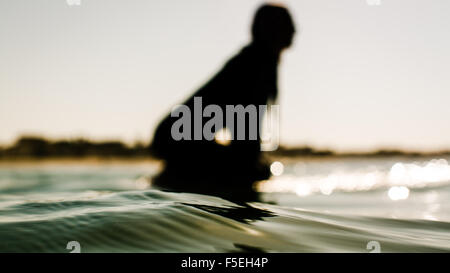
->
257, 158, 450, 198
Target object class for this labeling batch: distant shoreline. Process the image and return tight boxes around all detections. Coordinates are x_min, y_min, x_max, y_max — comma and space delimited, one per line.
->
1, 136, 449, 162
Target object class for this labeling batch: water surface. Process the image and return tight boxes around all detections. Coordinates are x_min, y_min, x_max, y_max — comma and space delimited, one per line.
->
0, 157, 449, 252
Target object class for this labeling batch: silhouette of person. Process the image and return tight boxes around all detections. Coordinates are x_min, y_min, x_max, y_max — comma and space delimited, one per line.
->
151, 4, 295, 201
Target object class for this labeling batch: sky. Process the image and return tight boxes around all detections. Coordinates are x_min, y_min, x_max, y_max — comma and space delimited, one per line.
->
1, 0, 450, 152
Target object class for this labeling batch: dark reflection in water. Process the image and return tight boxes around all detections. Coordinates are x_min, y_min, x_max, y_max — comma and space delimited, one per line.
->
184, 203, 275, 224
232, 244, 267, 253
155, 180, 262, 203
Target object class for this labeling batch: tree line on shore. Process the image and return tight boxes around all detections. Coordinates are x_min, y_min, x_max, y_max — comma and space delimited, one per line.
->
0, 136, 448, 160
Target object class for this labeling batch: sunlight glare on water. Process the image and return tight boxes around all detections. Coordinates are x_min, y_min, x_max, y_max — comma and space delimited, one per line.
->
388, 186, 410, 201
270, 161, 284, 176
214, 128, 232, 146
257, 158, 450, 198
388, 159, 450, 186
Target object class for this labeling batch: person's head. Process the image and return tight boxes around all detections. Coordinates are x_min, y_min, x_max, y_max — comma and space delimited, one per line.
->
251, 4, 295, 51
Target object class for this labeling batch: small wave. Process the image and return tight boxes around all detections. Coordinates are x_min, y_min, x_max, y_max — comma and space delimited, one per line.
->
0, 190, 449, 253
